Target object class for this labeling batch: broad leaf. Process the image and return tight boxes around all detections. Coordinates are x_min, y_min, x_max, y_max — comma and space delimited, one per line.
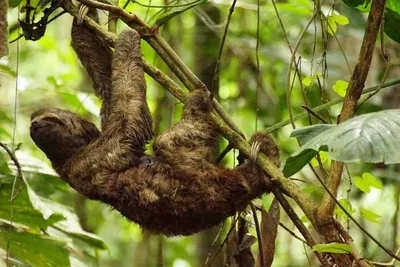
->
385, 9, 400, 43
290, 124, 334, 144
284, 110, 400, 177
0, 225, 70, 267
42, 199, 107, 250
0, 178, 64, 229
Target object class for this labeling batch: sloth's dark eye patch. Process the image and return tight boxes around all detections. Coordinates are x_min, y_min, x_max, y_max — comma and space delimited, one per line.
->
42, 117, 67, 128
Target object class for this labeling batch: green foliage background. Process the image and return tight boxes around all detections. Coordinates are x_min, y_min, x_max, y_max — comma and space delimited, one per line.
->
1, 0, 400, 266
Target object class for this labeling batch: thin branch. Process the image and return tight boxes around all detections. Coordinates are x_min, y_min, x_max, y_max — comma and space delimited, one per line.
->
301, 104, 327, 124
210, 0, 237, 96
0, 142, 23, 201
278, 222, 308, 245
205, 216, 239, 267
285, 10, 318, 129
250, 203, 264, 267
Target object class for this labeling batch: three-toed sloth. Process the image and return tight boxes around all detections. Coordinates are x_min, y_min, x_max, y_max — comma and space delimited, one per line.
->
30, 8, 279, 236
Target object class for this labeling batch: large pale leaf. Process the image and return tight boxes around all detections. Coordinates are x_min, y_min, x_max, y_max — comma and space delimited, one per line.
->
290, 124, 334, 144
283, 110, 400, 177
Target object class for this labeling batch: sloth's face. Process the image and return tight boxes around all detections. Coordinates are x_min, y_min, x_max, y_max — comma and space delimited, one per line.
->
30, 108, 100, 166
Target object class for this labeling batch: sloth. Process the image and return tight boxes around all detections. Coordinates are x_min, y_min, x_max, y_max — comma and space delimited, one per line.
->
30, 8, 279, 236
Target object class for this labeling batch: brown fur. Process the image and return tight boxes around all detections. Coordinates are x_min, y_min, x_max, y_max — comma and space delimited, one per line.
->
71, 8, 113, 127
30, 11, 279, 236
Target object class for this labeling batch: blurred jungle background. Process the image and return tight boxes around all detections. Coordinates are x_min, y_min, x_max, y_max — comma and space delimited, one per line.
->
1, 0, 400, 266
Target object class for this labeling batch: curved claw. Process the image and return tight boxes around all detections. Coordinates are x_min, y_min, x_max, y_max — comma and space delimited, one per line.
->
250, 141, 261, 163
77, 5, 89, 25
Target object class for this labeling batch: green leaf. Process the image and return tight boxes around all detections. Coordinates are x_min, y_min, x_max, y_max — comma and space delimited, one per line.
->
360, 208, 381, 224
302, 185, 324, 194
333, 80, 349, 97
283, 110, 400, 176
291, 124, 334, 144
354, 175, 370, 193
343, 0, 371, 11
362, 173, 382, 189
154, 0, 208, 27
384, 8, 400, 43
8, 0, 23, 8
283, 148, 319, 177
41, 199, 107, 250
312, 243, 353, 254
0, 178, 65, 229
302, 77, 311, 86
343, 0, 367, 8
327, 16, 337, 35
0, 225, 70, 267
0, 152, 12, 175
332, 13, 350, 25
354, 173, 382, 193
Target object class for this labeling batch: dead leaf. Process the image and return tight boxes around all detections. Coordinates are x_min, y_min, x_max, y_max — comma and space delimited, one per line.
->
256, 198, 280, 267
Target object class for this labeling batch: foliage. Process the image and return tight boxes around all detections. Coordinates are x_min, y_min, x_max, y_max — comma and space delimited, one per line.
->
2, 0, 400, 266
284, 110, 400, 176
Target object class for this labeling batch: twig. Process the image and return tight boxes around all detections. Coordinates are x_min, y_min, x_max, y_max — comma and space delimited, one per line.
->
301, 105, 327, 124
204, 221, 225, 266
0, 142, 23, 201
285, 10, 318, 129
250, 203, 264, 267
210, 0, 237, 97
205, 216, 239, 267
278, 222, 308, 245
215, 144, 233, 164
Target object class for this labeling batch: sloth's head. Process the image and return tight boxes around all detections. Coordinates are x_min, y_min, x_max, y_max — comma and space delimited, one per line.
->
30, 108, 100, 167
